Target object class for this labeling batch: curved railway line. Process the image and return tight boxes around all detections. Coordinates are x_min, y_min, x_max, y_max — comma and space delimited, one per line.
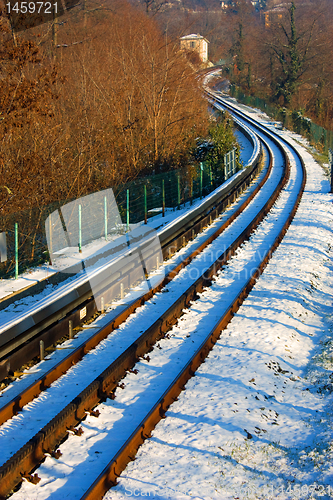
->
0, 120, 261, 382
0, 91, 307, 500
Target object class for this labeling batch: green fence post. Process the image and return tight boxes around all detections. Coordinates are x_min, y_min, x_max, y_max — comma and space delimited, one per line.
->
200, 162, 203, 199
329, 149, 333, 193
162, 180, 165, 217
177, 174, 181, 209
209, 164, 213, 190
104, 196, 108, 241
78, 204, 82, 252
231, 149, 235, 175
144, 185, 147, 224
126, 189, 130, 229
15, 222, 18, 279
229, 151, 232, 177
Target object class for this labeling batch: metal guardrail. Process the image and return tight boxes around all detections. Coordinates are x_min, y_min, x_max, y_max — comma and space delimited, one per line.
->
0, 96, 307, 500
0, 118, 261, 379
0, 159, 241, 280
158, 122, 260, 249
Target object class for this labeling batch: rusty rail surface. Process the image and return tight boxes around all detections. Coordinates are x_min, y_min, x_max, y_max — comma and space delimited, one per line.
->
81, 106, 307, 500
0, 149, 268, 427
0, 136, 282, 499
0, 139, 261, 382
0, 151, 268, 429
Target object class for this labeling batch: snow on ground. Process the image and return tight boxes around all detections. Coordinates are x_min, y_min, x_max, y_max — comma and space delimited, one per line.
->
9, 104, 333, 500
97, 106, 332, 500
234, 129, 253, 166
6, 130, 290, 498
0, 142, 272, 466
0, 136, 265, 413
0, 206, 183, 302
2, 98, 332, 500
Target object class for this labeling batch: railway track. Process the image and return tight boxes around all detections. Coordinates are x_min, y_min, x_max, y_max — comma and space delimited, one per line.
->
0, 95, 306, 499
0, 120, 260, 383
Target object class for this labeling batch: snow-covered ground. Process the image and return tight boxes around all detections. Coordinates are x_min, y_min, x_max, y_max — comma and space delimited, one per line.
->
100, 103, 333, 500
0, 141, 272, 465
5, 101, 333, 500
0, 128, 260, 435
1, 99, 332, 500
234, 129, 253, 166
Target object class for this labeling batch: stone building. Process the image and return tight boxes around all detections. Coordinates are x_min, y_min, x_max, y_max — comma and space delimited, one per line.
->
180, 34, 209, 63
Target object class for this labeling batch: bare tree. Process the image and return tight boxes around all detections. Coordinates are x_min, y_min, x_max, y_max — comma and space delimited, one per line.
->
265, 2, 318, 105
140, 0, 167, 16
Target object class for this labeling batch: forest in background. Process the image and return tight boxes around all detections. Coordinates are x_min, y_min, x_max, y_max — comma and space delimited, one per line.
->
1, 0, 332, 221
151, 0, 333, 129
1, 0, 237, 219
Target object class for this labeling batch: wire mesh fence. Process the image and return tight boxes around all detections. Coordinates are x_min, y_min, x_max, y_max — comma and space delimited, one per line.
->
229, 86, 333, 153
0, 157, 238, 279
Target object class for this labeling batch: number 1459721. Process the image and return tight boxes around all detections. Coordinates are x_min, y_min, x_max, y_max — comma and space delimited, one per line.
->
6, 2, 58, 14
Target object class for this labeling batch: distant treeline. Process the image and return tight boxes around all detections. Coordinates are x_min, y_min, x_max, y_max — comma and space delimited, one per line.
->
1, 0, 230, 218
152, 0, 333, 131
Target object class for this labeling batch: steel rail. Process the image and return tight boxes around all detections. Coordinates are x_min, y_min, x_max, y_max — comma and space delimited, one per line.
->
0, 131, 284, 499
0, 142, 267, 428
0, 122, 261, 381
80, 102, 307, 500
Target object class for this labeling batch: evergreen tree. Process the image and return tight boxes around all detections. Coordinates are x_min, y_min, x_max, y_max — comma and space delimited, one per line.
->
270, 2, 316, 106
